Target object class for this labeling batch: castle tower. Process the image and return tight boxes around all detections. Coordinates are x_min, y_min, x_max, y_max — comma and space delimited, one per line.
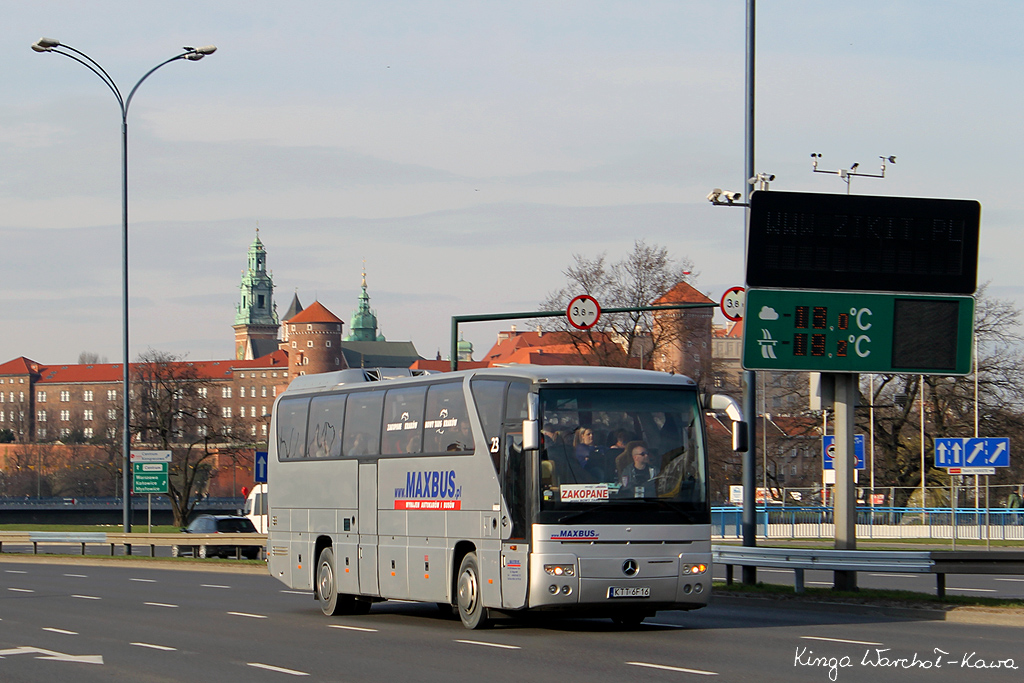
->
233, 229, 280, 360
344, 268, 386, 342
286, 301, 348, 377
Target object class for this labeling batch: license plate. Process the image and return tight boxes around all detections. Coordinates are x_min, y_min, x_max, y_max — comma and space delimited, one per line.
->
608, 586, 650, 598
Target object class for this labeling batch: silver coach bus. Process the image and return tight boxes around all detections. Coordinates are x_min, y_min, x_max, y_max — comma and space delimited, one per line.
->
266, 365, 742, 629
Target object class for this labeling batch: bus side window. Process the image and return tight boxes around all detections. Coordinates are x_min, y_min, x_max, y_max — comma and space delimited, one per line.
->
307, 394, 345, 458
470, 379, 507, 472
505, 382, 529, 421
276, 397, 310, 460
382, 386, 426, 455
343, 391, 385, 456
423, 382, 471, 454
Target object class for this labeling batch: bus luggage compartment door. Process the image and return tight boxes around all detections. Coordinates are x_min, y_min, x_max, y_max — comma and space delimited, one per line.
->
358, 463, 379, 596
500, 543, 529, 609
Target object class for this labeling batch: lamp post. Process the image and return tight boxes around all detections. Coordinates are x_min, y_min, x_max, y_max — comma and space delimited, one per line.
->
32, 38, 216, 538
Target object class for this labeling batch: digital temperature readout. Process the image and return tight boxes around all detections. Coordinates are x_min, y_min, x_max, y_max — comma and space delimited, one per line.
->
743, 289, 975, 375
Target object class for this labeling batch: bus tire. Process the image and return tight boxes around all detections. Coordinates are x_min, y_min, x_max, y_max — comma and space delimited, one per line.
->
456, 552, 490, 629
316, 548, 344, 616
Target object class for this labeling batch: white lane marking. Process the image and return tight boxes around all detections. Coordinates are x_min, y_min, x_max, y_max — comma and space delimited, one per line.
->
646, 622, 687, 629
130, 578, 156, 583
758, 569, 791, 574
8, 588, 34, 593
328, 624, 378, 633
628, 661, 718, 676
72, 594, 101, 600
801, 636, 883, 646
280, 590, 309, 595
947, 587, 997, 592
144, 602, 179, 608
202, 584, 230, 589
867, 573, 920, 578
132, 642, 177, 651
454, 639, 521, 650
806, 581, 832, 586
248, 662, 310, 676
229, 611, 268, 619
995, 578, 1024, 582
5, 570, 28, 574
64, 574, 88, 578
42, 627, 78, 635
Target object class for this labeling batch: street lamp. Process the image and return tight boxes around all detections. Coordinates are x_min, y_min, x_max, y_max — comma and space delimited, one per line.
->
32, 38, 216, 539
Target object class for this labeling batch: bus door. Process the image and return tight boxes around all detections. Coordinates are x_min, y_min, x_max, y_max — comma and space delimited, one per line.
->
357, 462, 379, 596
500, 382, 530, 609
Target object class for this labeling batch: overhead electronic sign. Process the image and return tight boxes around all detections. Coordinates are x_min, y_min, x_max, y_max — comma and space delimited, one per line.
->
746, 191, 980, 294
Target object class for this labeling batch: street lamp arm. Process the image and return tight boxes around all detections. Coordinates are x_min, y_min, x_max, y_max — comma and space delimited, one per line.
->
124, 50, 204, 114
35, 44, 125, 112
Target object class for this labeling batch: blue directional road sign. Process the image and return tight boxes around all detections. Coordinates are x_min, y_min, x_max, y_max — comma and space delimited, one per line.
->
823, 435, 866, 470
934, 437, 965, 467
964, 437, 1010, 467
255, 451, 268, 484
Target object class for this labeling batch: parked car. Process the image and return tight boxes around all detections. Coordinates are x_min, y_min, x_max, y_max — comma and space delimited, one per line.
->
178, 514, 262, 559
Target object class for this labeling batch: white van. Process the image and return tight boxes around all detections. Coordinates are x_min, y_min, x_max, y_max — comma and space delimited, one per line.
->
243, 483, 268, 533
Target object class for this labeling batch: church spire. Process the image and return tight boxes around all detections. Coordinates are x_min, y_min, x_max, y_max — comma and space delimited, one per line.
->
344, 264, 386, 342
234, 228, 280, 360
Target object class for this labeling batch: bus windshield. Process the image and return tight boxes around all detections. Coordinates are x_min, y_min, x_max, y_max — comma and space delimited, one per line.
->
537, 386, 708, 523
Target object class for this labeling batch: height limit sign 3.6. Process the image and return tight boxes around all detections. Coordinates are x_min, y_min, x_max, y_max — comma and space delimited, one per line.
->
567, 294, 601, 330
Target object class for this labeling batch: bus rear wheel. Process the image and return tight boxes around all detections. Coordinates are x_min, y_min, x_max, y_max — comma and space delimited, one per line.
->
456, 552, 490, 629
317, 548, 344, 616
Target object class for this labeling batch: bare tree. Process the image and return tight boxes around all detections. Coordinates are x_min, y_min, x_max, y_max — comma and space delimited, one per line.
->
131, 350, 244, 526
78, 352, 108, 364
538, 241, 696, 367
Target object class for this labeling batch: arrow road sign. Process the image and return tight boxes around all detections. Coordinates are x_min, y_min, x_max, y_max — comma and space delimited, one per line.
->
935, 437, 964, 467
255, 451, 268, 484
935, 437, 1010, 469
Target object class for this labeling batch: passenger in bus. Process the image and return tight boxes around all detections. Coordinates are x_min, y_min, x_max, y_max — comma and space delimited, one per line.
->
617, 441, 658, 492
573, 427, 605, 480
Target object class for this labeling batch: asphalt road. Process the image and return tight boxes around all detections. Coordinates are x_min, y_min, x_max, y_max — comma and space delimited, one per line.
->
1, 560, 1022, 682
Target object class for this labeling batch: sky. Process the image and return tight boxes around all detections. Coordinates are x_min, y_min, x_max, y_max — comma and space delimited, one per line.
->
2, 2, 1022, 366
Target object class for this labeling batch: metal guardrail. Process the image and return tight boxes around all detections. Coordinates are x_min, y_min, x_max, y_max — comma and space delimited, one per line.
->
713, 544, 1024, 597
0, 531, 266, 559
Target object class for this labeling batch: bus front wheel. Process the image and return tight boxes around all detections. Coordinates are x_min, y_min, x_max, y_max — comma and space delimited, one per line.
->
456, 552, 490, 629
317, 548, 344, 616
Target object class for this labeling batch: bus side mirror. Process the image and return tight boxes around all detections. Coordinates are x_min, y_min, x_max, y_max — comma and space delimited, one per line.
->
732, 421, 748, 453
522, 420, 540, 451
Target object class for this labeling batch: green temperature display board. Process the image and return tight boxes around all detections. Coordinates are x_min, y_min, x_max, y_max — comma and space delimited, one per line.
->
741, 289, 974, 375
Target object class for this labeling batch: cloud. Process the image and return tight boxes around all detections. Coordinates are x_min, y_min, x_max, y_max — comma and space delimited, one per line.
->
758, 306, 780, 321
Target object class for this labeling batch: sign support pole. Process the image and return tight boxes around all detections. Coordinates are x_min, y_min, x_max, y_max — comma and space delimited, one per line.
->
833, 372, 858, 590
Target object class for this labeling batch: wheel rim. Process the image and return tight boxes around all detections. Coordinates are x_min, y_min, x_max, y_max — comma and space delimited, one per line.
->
318, 560, 334, 603
458, 567, 478, 615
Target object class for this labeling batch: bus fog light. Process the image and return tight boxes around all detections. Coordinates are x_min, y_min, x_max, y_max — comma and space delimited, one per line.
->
544, 564, 575, 577
548, 584, 559, 594
561, 585, 571, 595
694, 583, 704, 594
683, 583, 692, 594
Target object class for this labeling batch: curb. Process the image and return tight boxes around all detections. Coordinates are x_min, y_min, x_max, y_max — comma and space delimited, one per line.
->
0, 553, 267, 575
711, 593, 1024, 628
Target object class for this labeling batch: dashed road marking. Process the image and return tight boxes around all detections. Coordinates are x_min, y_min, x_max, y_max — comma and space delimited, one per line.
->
72, 595, 101, 600
8, 588, 34, 593
130, 578, 157, 583
867, 573, 919, 578
229, 611, 268, 619
248, 662, 309, 676
132, 642, 177, 651
947, 587, 997, 592
328, 624, 378, 632
42, 627, 78, 635
801, 636, 883, 646
202, 584, 230, 589
144, 602, 178, 608
64, 574, 88, 578
454, 639, 520, 650
280, 590, 308, 595
628, 661, 718, 676
5, 570, 28, 574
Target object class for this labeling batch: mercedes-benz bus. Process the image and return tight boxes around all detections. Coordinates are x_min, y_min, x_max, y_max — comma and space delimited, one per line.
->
266, 365, 742, 628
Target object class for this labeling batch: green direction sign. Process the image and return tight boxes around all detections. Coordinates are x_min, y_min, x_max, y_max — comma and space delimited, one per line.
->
742, 289, 974, 375
132, 462, 168, 495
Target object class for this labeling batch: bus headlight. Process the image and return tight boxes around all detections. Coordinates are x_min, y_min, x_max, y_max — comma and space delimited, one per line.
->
544, 564, 575, 577
681, 563, 707, 575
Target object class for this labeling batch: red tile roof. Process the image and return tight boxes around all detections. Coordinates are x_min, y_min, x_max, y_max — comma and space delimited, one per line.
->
652, 281, 715, 306
287, 300, 343, 324
0, 357, 41, 376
